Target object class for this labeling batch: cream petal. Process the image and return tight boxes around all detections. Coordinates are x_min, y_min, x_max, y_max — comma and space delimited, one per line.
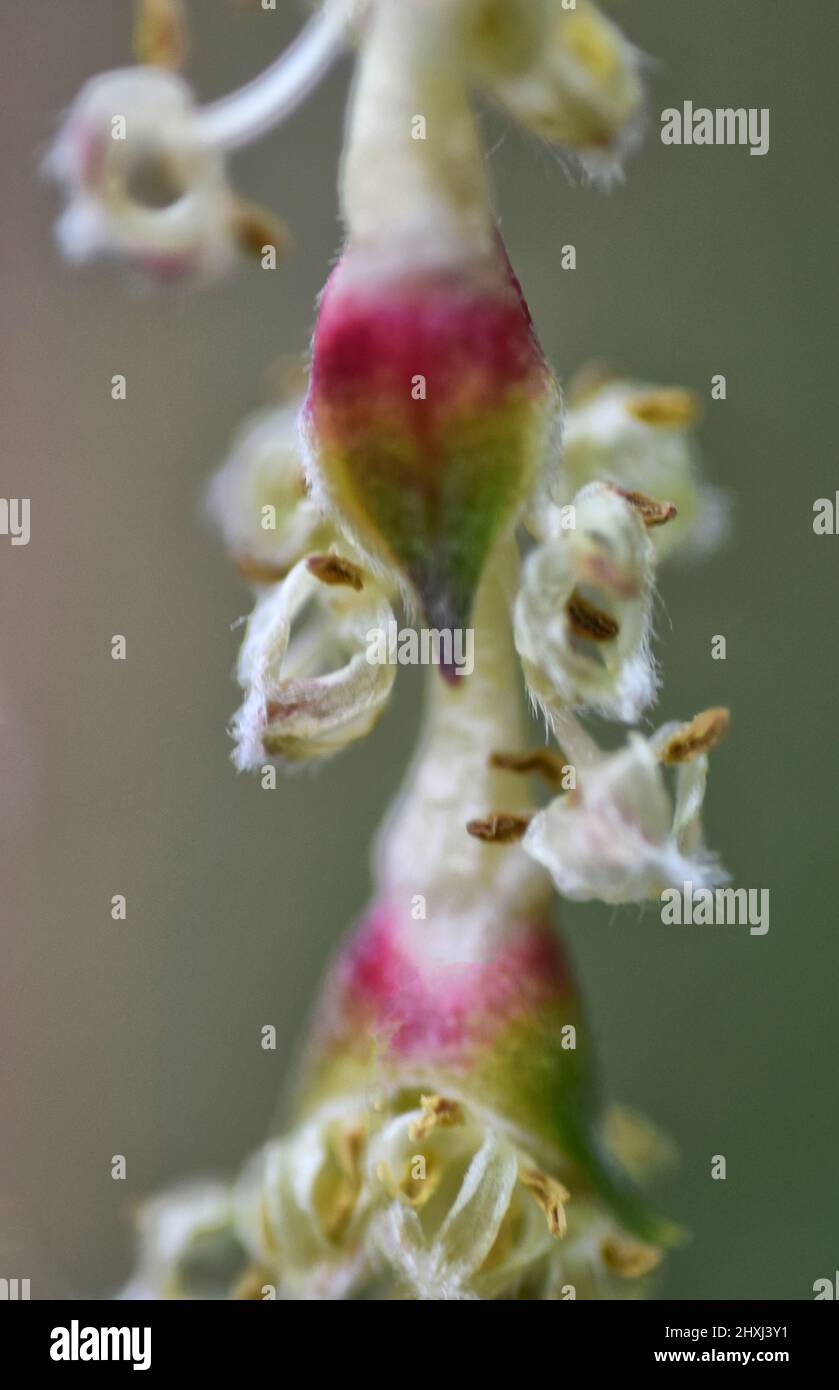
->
233, 555, 396, 766
206, 399, 334, 584
556, 378, 727, 559
515, 484, 657, 723
523, 730, 724, 904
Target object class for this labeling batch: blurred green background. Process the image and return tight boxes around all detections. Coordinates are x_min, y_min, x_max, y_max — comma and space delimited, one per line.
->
2, 1, 837, 1299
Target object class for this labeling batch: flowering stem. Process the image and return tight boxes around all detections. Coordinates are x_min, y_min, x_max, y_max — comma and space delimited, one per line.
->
339, 0, 495, 267
196, 2, 355, 153
375, 537, 551, 959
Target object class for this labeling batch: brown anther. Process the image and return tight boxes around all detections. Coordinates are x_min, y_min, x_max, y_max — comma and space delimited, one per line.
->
133, 0, 188, 71
520, 1167, 570, 1239
466, 812, 532, 844
607, 485, 678, 528
659, 707, 731, 764
566, 590, 620, 642
600, 1233, 663, 1279
626, 387, 701, 428
306, 553, 365, 591
409, 1095, 464, 1142
490, 748, 568, 789
232, 201, 292, 262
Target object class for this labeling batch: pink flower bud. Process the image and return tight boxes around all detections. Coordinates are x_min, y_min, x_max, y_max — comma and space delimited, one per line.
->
304, 241, 560, 663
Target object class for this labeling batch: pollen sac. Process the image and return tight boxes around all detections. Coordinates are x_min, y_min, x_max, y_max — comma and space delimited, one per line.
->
303, 246, 561, 654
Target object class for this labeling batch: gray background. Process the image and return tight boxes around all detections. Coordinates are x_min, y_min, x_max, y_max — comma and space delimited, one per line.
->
1, 1, 837, 1298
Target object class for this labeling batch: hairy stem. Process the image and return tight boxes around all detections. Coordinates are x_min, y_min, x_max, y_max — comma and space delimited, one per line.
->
374, 536, 551, 959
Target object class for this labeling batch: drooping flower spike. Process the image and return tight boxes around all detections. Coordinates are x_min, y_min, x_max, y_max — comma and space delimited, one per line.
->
47, 0, 736, 1301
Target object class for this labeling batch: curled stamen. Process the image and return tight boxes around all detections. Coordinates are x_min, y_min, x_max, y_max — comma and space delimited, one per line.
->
519, 1167, 570, 1239
466, 812, 532, 844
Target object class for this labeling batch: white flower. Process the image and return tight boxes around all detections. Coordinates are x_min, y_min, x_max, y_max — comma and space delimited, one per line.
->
522, 712, 729, 905
234, 1105, 371, 1300
556, 375, 727, 558
46, 68, 241, 281
365, 1099, 565, 1301
120, 1180, 247, 1300
228, 1092, 662, 1300
233, 551, 397, 766
206, 392, 334, 585
514, 482, 658, 724
477, 0, 645, 179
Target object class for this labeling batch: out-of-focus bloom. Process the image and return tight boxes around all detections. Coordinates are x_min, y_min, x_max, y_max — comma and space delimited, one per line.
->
121, 1180, 250, 1300
45, 68, 247, 282
554, 374, 727, 558
522, 709, 730, 904
514, 482, 663, 724
102, 0, 728, 1304
234, 1104, 371, 1300
232, 552, 396, 767
45, 2, 354, 282
206, 386, 334, 585
476, 0, 645, 178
